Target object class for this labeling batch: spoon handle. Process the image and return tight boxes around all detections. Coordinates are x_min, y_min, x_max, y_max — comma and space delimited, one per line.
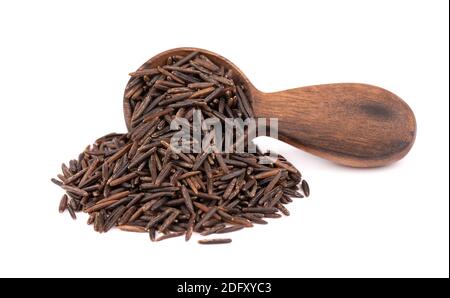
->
252, 83, 416, 167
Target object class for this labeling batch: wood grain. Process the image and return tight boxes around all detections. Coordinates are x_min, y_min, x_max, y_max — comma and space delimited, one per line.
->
124, 48, 416, 168
250, 83, 416, 167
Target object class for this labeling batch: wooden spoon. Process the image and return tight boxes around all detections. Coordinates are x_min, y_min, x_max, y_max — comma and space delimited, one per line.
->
123, 47, 416, 168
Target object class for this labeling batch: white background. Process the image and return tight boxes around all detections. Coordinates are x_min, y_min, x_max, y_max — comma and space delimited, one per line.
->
0, 0, 448, 278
